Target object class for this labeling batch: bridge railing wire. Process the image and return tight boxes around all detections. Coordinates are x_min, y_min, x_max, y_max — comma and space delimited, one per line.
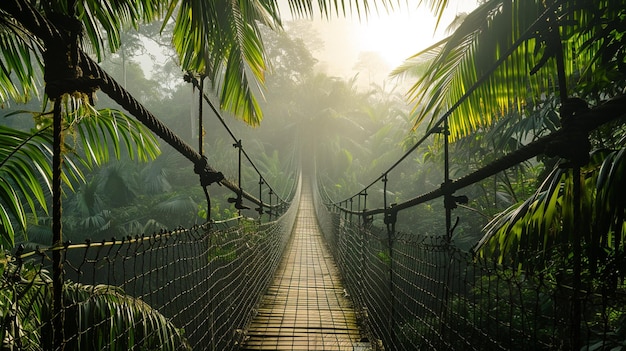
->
7, 175, 301, 351
315, 100, 626, 350
315, 95, 626, 351
315, 182, 626, 350
185, 73, 289, 209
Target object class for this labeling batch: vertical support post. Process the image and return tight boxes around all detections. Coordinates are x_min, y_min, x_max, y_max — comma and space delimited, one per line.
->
198, 75, 204, 154
233, 139, 243, 216
571, 166, 582, 349
382, 174, 396, 346
269, 189, 273, 220
349, 198, 353, 223
549, 11, 583, 347
197, 76, 212, 222
440, 117, 455, 346
49, 5, 80, 347
382, 174, 388, 211
363, 189, 368, 212
258, 177, 264, 219
52, 99, 64, 351
443, 118, 452, 241
386, 207, 396, 348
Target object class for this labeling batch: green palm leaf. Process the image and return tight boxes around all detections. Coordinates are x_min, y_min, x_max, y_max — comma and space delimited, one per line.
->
72, 107, 161, 166
48, 0, 164, 60
0, 22, 42, 104
0, 126, 57, 247
0, 260, 190, 350
167, 0, 281, 126
0, 102, 160, 248
476, 148, 626, 271
286, 0, 395, 19
58, 283, 190, 350
396, 0, 626, 139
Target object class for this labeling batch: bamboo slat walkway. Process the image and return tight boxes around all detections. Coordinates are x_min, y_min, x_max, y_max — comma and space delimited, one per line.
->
241, 179, 369, 350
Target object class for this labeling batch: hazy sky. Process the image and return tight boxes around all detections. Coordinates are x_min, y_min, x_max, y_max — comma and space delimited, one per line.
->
279, 0, 479, 87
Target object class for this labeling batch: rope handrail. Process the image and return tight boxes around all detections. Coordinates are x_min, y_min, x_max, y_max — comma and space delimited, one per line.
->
331, 95, 626, 218
78, 55, 289, 212
1, 0, 289, 217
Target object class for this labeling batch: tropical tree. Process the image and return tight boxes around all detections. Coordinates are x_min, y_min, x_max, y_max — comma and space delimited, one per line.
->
396, 0, 626, 139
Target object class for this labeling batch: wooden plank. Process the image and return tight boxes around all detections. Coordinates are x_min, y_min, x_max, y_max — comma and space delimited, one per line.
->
240, 178, 368, 351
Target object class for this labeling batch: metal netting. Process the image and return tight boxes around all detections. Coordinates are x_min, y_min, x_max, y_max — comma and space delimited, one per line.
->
313, 184, 624, 351
3, 178, 300, 351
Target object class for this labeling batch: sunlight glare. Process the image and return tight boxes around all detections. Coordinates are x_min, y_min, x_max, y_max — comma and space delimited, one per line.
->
356, 10, 438, 67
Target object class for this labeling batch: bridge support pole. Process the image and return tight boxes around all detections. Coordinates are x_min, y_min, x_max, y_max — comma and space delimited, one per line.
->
383, 172, 397, 348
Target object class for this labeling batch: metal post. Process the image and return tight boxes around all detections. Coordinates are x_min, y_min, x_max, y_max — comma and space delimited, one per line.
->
196, 76, 212, 222
443, 118, 452, 241
349, 198, 353, 223
198, 76, 204, 154
571, 166, 582, 349
234, 140, 243, 215
52, 99, 64, 351
258, 177, 264, 219
363, 189, 368, 212
269, 189, 273, 220
381, 174, 396, 346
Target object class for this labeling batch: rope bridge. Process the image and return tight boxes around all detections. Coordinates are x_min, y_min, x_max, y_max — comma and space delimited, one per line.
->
4, 0, 626, 350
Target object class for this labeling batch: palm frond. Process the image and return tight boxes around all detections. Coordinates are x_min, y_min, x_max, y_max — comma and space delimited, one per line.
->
64, 0, 165, 60
286, 0, 397, 19
59, 282, 190, 350
0, 126, 56, 247
399, 0, 626, 139
399, 0, 554, 138
0, 21, 42, 104
71, 106, 161, 166
167, 0, 281, 126
0, 259, 190, 350
475, 148, 626, 271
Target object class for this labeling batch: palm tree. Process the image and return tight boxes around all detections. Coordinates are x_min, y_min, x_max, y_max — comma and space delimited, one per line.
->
0, 106, 160, 248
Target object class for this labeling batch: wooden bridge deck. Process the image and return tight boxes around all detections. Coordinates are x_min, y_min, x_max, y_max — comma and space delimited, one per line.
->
241, 181, 368, 350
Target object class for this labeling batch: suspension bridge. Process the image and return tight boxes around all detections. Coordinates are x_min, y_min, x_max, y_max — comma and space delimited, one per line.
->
4, 1, 626, 349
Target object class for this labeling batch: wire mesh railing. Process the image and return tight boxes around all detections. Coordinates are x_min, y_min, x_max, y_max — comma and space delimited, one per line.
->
314, 185, 626, 350
2, 175, 300, 351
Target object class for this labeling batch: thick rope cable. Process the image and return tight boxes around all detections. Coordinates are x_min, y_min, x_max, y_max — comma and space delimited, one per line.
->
1, 0, 275, 213
335, 96, 626, 218
79, 51, 278, 211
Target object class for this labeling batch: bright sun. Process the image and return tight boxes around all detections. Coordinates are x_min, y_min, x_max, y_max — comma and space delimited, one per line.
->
355, 1, 479, 67
356, 10, 440, 67
281, 0, 478, 83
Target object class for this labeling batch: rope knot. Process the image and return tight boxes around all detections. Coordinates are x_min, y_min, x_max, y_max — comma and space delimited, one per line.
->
194, 156, 224, 187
